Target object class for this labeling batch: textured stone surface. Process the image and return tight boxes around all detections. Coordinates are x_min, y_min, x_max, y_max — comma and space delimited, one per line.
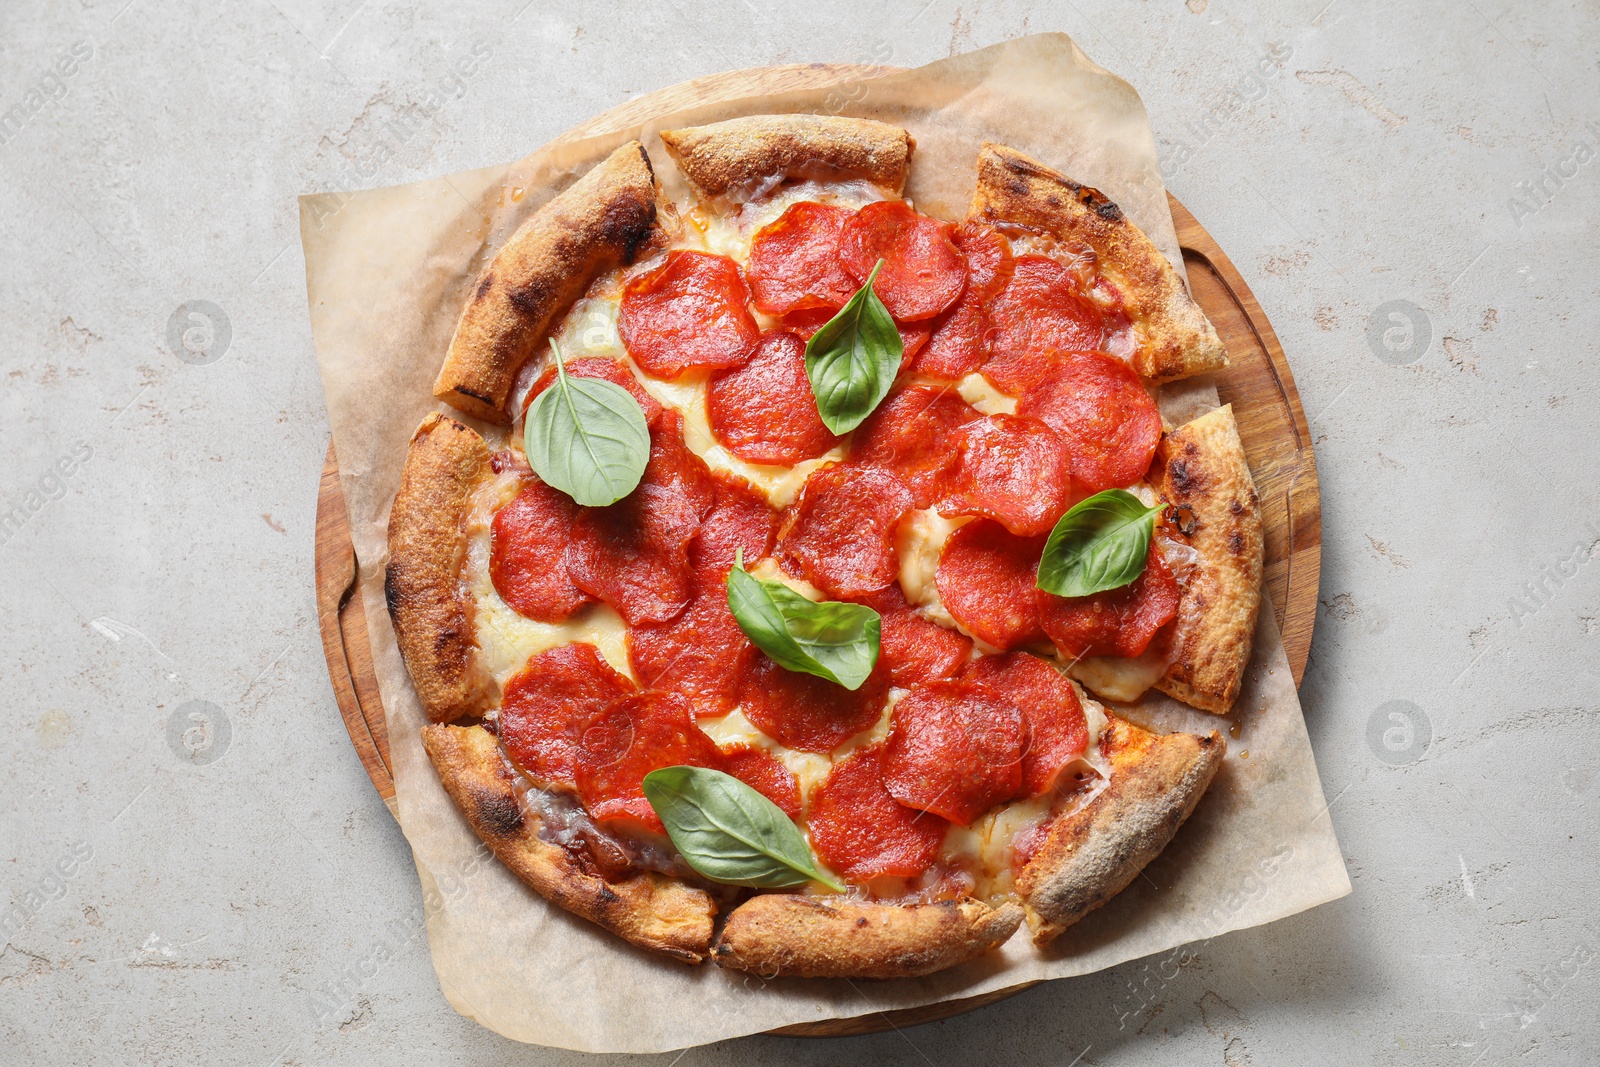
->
2, 1, 1597, 1063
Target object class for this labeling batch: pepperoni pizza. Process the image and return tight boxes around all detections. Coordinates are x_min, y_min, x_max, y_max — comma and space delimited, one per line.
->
387, 115, 1263, 979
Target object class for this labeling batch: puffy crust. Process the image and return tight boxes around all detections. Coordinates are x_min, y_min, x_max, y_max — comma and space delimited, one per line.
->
966, 143, 1228, 385
659, 114, 913, 199
421, 723, 718, 962
434, 141, 665, 423
386, 413, 497, 723
1152, 404, 1265, 714
714, 894, 1022, 979
1017, 716, 1224, 943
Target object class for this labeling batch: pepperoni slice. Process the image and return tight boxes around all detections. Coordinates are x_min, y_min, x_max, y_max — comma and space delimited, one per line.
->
574, 690, 723, 832
499, 643, 636, 788
936, 414, 1074, 536
627, 477, 771, 716
961, 652, 1088, 796
780, 308, 932, 371
848, 385, 980, 508
566, 413, 714, 626
707, 330, 840, 465
490, 479, 594, 622
776, 464, 912, 599
859, 585, 973, 688
916, 222, 1015, 380
738, 655, 890, 753
745, 202, 859, 315
523, 357, 663, 426
983, 255, 1105, 394
618, 250, 761, 378
1036, 542, 1180, 659
935, 520, 1047, 650
882, 679, 1024, 825
838, 201, 967, 321
689, 473, 777, 585
1015, 353, 1163, 494
719, 743, 802, 819
807, 743, 948, 879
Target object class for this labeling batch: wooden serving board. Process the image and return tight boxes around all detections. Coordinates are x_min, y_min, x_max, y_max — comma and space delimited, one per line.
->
313, 63, 1320, 1039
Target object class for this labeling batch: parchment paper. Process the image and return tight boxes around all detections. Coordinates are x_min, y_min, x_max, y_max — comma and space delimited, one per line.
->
301, 34, 1349, 1052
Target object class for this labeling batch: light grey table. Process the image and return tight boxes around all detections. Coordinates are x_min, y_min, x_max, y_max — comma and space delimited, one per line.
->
2, 1, 1596, 1063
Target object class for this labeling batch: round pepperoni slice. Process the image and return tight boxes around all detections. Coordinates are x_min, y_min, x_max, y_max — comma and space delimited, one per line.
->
848, 384, 980, 508
1015, 353, 1163, 494
983, 255, 1105, 394
738, 654, 890, 753
707, 330, 839, 465
618, 250, 761, 378
1036, 542, 1180, 659
719, 743, 802, 820
859, 585, 973, 688
490, 479, 594, 623
566, 414, 713, 625
574, 690, 723, 832
745, 202, 858, 315
935, 520, 1047, 650
499, 643, 636, 788
936, 414, 1073, 536
807, 743, 948, 880
915, 222, 1015, 380
776, 464, 912, 599
961, 652, 1088, 796
627, 478, 769, 718
838, 201, 967, 321
689, 473, 777, 586
523, 356, 663, 426
882, 679, 1024, 825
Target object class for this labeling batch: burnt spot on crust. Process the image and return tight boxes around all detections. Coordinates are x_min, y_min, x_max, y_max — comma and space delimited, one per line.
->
1229, 531, 1246, 556
1167, 458, 1200, 495
384, 565, 403, 614
473, 272, 496, 302
474, 786, 525, 838
1229, 500, 1244, 516
451, 384, 497, 405
595, 883, 621, 906
506, 277, 558, 317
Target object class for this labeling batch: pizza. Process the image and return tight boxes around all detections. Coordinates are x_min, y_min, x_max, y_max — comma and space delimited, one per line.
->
386, 114, 1264, 979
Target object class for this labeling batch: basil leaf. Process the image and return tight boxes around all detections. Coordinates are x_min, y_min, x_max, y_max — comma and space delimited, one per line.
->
804, 259, 903, 434
644, 766, 844, 891
726, 550, 880, 690
523, 340, 650, 507
1036, 489, 1163, 598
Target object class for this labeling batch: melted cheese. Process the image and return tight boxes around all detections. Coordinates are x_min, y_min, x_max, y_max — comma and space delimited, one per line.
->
895, 508, 971, 629
956, 373, 1017, 415
1069, 649, 1169, 705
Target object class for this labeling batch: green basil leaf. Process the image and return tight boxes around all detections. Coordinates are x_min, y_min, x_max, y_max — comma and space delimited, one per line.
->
1036, 489, 1163, 598
523, 340, 650, 507
644, 766, 844, 892
804, 259, 903, 434
726, 550, 880, 690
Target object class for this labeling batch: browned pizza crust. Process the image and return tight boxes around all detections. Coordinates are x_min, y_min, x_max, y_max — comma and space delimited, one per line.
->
1017, 716, 1224, 943
966, 143, 1228, 385
714, 894, 1022, 979
1151, 404, 1265, 714
422, 722, 718, 962
433, 141, 665, 423
386, 413, 497, 723
660, 114, 914, 199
